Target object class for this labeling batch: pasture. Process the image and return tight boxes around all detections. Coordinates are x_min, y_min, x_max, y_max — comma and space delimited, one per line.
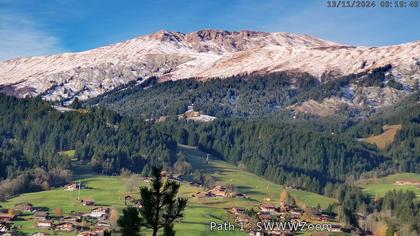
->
1, 145, 336, 235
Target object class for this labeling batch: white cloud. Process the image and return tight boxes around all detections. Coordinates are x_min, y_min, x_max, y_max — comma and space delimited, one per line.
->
0, 13, 64, 61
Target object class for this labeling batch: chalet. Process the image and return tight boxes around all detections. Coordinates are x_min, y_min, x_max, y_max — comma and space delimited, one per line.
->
196, 191, 212, 198
182, 110, 217, 122
210, 186, 228, 197
131, 200, 143, 209
64, 183, 80, 191
55, 222, 75, 232
0, 222, 10, 233
235, 214, 250, 224
34, 211, 50, 221
258, 212, 272, 222
330, 224, 343, 232
81, 199, 95, 206
89, 207, 110, 219
249, 230, 264, 236
96, 221, 110, 228
62, 216, 81, 224
0, 213, 16, 222
259, 204, 277, 213
230, 207, 245, 215
77, 231, 98, 236
36, 220, 52, 229
93, 226, 109, 235
290, 208, 303, 218
14, 202, 33, 212
280, 203, 291, 211
319, 213, 330, 222
32, 232, 50, 236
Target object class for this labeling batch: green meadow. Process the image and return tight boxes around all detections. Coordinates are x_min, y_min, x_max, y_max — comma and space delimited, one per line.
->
1, 145, 336, 235
356, 172, 420, 198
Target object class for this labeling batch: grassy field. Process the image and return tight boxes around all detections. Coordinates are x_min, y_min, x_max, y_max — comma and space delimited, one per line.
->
363, 124, 402, 149
180, 145, 336, 208
1, 145, 336, 235
356, 172, 420, 198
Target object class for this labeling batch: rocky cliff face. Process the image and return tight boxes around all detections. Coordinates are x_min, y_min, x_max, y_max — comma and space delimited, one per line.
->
0, 29, 419, 110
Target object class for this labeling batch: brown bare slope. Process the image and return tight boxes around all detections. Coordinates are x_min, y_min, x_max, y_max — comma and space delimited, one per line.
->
364, 124, 402, 149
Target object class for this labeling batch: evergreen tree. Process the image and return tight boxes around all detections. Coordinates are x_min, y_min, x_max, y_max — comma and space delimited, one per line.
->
117, 207, 142, 236
139, 167, 187, 236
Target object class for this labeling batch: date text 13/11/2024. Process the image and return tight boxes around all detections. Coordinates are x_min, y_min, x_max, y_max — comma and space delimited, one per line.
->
326, 1, 419, 8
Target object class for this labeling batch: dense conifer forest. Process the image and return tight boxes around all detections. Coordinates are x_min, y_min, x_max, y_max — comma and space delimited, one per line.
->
0, 94, 176, 199
85, 66, 398, 119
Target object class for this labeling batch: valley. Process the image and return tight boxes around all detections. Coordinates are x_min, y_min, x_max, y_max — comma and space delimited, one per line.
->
1, 145, 337, 236
0, 26, 419, 236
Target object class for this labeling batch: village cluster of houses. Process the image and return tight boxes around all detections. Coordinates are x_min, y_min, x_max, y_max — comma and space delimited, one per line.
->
195, 185, 248, 198
196, 185, 231, 198
0, 201, 113, 236
229, 202, 343, 235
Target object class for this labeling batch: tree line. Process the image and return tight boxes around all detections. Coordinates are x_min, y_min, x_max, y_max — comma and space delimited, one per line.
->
0, 94, 177, 198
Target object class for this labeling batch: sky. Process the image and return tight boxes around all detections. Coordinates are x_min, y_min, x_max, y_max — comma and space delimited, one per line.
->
0, 0, 419, 61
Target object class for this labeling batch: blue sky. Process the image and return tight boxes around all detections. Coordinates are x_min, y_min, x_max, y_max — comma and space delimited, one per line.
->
1, 0, 419, 60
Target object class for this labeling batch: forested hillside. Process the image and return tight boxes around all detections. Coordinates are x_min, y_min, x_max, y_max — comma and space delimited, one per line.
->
345, 92, 420, 173
156, 118, 386, 193
85, 67, 403, 119
0, 94, 176, 199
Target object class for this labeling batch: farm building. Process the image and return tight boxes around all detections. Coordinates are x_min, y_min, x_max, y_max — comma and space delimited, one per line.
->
0, 222, 11, 233
259, 204, 277, 213
230, 207, 245, 215
36, 220, 52, 229
81, 199, 95, 206
55, 222, 75, 232
64, 183, 81, 191
34, 211, 50, 221
0, 213, 16, 222
14, 202, 34, 211
211, 186, 228, 197
89, 207, 110, 219
62, 216, 81, 224
77, 231, 98, 236
330, 225, 343, 232
32, 232, 50, 236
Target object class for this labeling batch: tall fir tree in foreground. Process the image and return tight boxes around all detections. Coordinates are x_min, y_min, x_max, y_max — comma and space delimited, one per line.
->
139, 167, 187, 236
118, 167, 187, 236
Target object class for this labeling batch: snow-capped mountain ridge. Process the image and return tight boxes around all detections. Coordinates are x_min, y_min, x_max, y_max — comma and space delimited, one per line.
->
0, 29, 419, 102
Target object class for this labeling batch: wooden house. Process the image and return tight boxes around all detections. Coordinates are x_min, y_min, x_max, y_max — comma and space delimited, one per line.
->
14, 202, 34, 212
0, 222, 11, 233
36, 220, 52, 229
55, 222, 75, 232
34, 211, 50, 221
259, 204, 277, 213
32, 232, 50, 236
0, 213, 16, 222
81, 199, 95, 206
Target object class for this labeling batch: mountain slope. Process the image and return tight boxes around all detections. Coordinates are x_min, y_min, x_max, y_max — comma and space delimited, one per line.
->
1, 29, 419, 103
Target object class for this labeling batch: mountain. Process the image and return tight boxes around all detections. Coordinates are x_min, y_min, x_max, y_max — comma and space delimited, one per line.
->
1, 29, 419, 105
